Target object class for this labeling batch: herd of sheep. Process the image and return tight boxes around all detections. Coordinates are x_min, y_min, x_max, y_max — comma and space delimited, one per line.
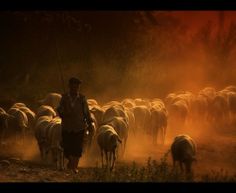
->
166, 85, 236, 132
0, 85, 236, 173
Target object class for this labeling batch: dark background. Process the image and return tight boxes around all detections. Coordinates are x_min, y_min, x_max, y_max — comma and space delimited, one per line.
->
0, 11, 236, 106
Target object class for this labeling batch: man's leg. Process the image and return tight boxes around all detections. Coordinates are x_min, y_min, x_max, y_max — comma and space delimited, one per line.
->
67, 155, 73, 170
73, 156, 79, 173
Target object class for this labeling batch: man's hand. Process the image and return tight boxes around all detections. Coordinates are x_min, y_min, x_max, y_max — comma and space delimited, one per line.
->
87, 122, 95, 136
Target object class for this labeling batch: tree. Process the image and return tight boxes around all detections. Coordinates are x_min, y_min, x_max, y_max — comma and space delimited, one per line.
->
195, 11, 236, 85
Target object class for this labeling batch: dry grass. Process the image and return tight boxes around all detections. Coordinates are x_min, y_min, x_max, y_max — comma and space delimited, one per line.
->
71, 154, 236, 182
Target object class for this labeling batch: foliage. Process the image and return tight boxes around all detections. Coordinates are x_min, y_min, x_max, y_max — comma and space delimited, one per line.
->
70, 152, 236, 182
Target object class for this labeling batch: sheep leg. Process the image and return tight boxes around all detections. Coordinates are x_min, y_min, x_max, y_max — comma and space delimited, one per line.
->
56, 149, 59, 170
57, 148, 64, 170
110, 149, 116, 171
43, 143, 49, 163
101, 149, 104, 168
160, 126, 165, 145
179, 162, 184, 172
115, 148, 119, 160
162, 126, 166, 145
108, 152, 111, 169
153, 127, 158, 145
142, 117, 146, 134
51, 148, 58, 169
105, 151, 108, 169
22, 127, 26, 148
123, 138, 127, 158
87, 133, 93, 152
38, 144, 44, 161
45, 147, 50, 165
0, 133, 3, 146
61, 151, 65, 170
0, 124, 6, 145
58, 150, 62, 170
42, 146, 47, 162
173, 158, 176, 170
15, 133, 18, 146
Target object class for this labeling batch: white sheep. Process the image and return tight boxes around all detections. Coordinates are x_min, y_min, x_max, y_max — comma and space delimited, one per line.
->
97, 124, 122, 171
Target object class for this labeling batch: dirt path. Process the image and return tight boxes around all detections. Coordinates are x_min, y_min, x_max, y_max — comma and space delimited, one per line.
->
0, 130, 236, 182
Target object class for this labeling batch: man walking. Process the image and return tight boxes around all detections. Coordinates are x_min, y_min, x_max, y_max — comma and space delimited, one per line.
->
57, 77, 93, 173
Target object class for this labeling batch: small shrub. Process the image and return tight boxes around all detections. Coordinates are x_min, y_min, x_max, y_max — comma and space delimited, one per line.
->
71, 152, 236, 182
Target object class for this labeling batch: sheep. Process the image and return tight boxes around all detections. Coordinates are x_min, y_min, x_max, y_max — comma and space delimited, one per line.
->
7, 108, 29, 145
165, 93, 177, 107
8, 106, 35, 135
175, 92, 194, 107
132, 105, 151, 135
228, 92, 236, 114
18, 106, 36, 133
0, 107, 6, 114
102, 106, 129, 126
104, 116, 128, 157
0, 111, 9, 145
97, 124, 122, 171
124, 107, 136, 136
171, 134, 196, 174
134, 98, 151, 109
7, 107, 18, 115
34, 115, 53, 162
223, 85, 236, 93
38, 93, 62, 110
90, 105, 105, 127
151, 99, 166, 110
209, 93, 229, 130
11, 103, 26, 109
47, 117, 64, 170
199, 87, 216, 100
36, 105, 57, 119
168, 100, 189, 124
218, 88, 236, 127
35, 116, 64, 170
103, 101, 121, 108
165, 92, 193, 122
87, 99, 98, 107
150, 105, 168, 145
121, 98, 135, 109
190, 94, 208, 121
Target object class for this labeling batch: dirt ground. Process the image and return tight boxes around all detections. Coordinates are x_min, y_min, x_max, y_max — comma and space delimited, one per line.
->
0, 122, 236, 182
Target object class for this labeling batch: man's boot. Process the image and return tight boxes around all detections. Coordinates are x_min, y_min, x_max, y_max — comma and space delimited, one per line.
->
73, 157, 79, 174
67, 156, 73, 170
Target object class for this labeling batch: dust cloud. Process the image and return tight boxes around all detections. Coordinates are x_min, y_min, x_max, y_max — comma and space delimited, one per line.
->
1, 11, 236, 179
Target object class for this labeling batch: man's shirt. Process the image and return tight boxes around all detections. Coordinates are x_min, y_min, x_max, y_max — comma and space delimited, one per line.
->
57, 92, 93, 133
